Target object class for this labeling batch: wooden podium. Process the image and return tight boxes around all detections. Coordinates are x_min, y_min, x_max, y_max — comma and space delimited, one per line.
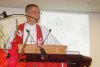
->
17, 44, 92, 67
18, 44, 67, 54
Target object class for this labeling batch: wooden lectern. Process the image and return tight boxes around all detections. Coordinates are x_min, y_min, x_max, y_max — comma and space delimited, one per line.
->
18, 44, 92, 67
18, 44, 67, 54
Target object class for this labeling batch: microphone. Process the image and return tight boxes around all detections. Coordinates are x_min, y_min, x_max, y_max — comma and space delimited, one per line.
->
25, 15, 39, 22
26, 30, 36, 44
38, 29, 51, 59
27, 29, 51, 60
26, 30, 46, 59
17, 29, 30, 61
24, 30, 30, 44
25, 15, 35, 19
37, 45, 47, 60
43, 29, 51, 44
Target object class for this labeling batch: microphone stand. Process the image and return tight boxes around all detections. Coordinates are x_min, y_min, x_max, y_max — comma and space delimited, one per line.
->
43, 29, 51, 44
38, 29, 51, 60
37, 45, 47, 60
26, 30, 46, 59
17, 31, 30, 61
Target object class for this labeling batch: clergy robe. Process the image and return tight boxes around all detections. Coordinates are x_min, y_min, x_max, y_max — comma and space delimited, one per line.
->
8, 22, 68, 67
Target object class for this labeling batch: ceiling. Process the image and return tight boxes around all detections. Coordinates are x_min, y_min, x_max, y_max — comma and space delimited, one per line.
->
0, 0, 100, 13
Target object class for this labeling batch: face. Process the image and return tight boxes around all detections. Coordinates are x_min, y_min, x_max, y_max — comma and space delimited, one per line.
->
26, 6, 40, 22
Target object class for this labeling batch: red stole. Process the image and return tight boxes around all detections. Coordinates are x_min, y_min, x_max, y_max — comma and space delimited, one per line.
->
8, 23, 44, 67
36, 24, 44, 44
15, 23, 44, 45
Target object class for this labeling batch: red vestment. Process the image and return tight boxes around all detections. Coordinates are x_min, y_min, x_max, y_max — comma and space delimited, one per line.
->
8, 23, 67, 67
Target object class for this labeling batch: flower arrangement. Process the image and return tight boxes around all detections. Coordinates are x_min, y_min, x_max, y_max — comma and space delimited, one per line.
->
0, 49, 8, 67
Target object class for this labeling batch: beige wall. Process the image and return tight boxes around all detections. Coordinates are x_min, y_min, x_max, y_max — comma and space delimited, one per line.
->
89, 13, 100, 67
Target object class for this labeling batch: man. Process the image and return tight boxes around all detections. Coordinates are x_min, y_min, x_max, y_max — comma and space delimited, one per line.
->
8, 4, 64, 67
6, 4, 60, 49
15, 4, 60, 45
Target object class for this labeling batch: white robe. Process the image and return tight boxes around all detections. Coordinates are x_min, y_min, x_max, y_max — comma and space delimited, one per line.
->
6, 22, 60, 49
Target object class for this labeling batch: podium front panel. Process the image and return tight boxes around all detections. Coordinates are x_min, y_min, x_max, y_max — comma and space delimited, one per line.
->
18, 44, 67, 54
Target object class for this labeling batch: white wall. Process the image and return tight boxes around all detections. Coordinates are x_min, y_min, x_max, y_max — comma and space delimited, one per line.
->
41, 11, 90, 56
89, 13, 100, 67
0, 7, 24, 15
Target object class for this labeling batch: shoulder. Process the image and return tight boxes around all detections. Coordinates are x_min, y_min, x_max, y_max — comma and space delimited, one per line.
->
18, 23, 25, 27
17, 22, 25, 31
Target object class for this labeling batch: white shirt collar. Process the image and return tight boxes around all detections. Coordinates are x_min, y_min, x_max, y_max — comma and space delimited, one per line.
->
25, 22, 36, 28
